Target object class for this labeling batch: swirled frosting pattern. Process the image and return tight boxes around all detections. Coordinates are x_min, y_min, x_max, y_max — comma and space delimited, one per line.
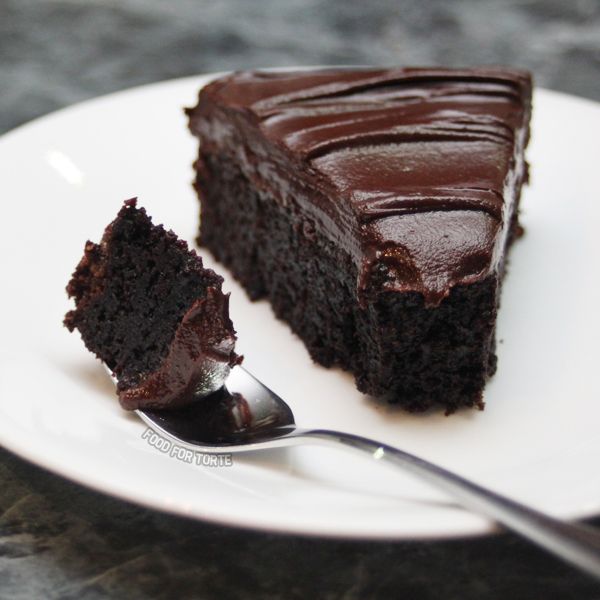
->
189, 67, 531, 305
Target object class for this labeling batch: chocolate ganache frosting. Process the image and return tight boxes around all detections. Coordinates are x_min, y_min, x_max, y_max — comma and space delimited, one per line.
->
189, 67, 532, 306
117, 287, 239, 411
64, 199, 241, 412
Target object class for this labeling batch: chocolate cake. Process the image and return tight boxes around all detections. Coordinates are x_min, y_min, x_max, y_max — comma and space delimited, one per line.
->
64, 199, 240, 411
186, 67, 532, 413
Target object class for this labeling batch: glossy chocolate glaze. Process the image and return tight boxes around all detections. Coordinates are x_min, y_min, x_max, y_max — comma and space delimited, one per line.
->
188, 67, 531, 306
65, 199, 241, 411
118, 288, 241, 411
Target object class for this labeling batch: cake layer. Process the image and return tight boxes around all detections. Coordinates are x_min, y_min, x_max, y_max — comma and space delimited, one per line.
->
64, 199, 240, 410
196, 153, 524, 411
187, 67, 531, 411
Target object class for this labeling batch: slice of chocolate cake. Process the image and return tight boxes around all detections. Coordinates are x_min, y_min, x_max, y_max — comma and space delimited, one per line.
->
186, 67, 532, 413
64, 199, 240, 411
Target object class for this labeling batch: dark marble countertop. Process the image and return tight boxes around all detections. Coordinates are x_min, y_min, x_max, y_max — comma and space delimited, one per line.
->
1, 1, 599, 598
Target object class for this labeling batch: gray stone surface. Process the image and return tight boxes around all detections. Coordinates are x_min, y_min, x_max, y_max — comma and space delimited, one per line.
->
1, 1, 599, 598
2, 0, 600, 134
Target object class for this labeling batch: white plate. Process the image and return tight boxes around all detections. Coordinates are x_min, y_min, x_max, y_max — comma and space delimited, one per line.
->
0, 74, 598, 540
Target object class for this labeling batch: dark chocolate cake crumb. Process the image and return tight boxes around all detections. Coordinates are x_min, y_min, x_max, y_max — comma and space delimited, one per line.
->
64, 199, 241, 410
186, 67, 532, 413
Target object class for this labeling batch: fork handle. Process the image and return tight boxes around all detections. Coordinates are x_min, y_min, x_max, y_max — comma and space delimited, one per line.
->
292, 428, 600, 580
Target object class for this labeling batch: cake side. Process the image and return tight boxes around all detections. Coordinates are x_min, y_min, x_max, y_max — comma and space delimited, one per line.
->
64, 199, 240, 410
194, 153, 523, 411
187, 67, 531, 412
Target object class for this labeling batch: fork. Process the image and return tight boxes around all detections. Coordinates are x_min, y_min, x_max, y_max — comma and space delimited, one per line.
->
133, 365, 600, 580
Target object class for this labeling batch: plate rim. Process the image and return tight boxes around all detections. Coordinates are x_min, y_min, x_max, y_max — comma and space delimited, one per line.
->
1, 71, 599, 540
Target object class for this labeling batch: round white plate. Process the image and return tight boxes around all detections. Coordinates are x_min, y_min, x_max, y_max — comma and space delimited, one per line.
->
0, 74, 598, 539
